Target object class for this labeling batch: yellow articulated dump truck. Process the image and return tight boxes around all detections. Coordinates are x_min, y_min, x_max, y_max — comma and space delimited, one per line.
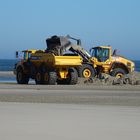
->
14, 50, 82, 85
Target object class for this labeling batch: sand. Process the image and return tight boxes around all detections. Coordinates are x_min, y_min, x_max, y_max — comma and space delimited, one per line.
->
0, 103, 140, 140
0, 83, 140, 106
0, 72, 140, 140
0, 71, 15, 77
0, 71, 140, 105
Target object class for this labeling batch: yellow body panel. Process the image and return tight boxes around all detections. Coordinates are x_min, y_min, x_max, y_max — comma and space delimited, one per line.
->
59, 69, 69, 79
111, 56, 135, 72
30, 53, 82, 68
55, 56, 82, 67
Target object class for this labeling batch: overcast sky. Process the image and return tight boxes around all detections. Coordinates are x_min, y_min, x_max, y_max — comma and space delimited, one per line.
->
0, 0, 140, 60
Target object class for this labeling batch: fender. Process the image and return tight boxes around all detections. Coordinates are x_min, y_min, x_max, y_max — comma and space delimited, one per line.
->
111, 62, 129, 73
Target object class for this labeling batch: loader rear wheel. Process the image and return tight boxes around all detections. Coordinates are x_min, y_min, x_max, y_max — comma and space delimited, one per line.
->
78, 64, 95, 78
43, 71, 57, 85
16, 68, 29, 84
35, 72, 44, 84
110, 68, 126, 78
83, 69, 91, 78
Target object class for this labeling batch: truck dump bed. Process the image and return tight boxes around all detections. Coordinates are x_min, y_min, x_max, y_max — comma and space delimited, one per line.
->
30, 53, 82, 68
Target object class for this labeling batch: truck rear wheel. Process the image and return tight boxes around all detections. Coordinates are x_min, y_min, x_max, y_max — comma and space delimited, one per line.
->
35, 72, 44, 84
66, 68, 78, 85
110, 68, 126, 78
16, 68, 29, 84
78, 64, 95, 78
57, 68, 78, 85
43, 71, 57, 85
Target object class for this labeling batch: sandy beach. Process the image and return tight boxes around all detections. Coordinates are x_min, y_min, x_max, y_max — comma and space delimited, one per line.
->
0, 103, 140, 140
0, 71, 140, 105
0, 71, 140, 140
0, 83, 140, 106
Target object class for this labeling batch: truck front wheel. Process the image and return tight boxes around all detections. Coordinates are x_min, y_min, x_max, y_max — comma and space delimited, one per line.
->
16, 68, 29, 84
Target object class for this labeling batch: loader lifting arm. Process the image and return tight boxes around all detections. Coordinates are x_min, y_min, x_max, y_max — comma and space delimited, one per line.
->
46, 35, 91, 62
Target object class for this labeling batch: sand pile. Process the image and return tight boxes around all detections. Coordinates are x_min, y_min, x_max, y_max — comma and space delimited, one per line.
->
78, 71, 140, 86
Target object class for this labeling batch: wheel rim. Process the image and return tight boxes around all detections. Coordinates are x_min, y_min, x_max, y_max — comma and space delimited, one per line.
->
83, 69, 91, 78
36, 73, 41, 81
116, 73, 123, 78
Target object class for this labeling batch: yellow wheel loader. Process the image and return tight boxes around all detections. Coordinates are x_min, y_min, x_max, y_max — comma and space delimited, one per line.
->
89, 46, 135, 78
46, 35, 135, 78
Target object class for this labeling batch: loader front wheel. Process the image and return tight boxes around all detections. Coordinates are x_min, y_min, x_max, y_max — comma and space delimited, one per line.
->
110, 68, 126, 78
16, 68, 29, 84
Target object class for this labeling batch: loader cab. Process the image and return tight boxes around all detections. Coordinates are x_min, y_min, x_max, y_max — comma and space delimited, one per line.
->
90, 46, 111, 62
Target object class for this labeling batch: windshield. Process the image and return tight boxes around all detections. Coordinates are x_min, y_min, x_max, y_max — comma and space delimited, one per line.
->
91, 47, 109, 62
16, 51, 31, 60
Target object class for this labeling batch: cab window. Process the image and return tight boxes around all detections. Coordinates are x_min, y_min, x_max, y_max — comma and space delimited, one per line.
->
91, 47, 109, 62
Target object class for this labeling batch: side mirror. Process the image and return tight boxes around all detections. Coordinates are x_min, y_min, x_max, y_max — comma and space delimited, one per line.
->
16, 51, 19, 58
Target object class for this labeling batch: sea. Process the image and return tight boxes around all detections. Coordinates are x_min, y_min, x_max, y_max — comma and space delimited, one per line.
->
0, 59, 139, 72
0, 59, 140, 82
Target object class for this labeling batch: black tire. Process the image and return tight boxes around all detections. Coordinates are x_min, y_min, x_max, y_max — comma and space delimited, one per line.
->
65, 68, 78, 85
35, 72, 44, 85
43, 71, 57, 85
77, 64, 95, 78
35, 65, 48, 85
16, 67, 29, 84
110, 68, 126, 78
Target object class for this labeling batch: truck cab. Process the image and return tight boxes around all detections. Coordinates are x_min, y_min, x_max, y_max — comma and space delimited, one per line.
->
16, 50, 37, 60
